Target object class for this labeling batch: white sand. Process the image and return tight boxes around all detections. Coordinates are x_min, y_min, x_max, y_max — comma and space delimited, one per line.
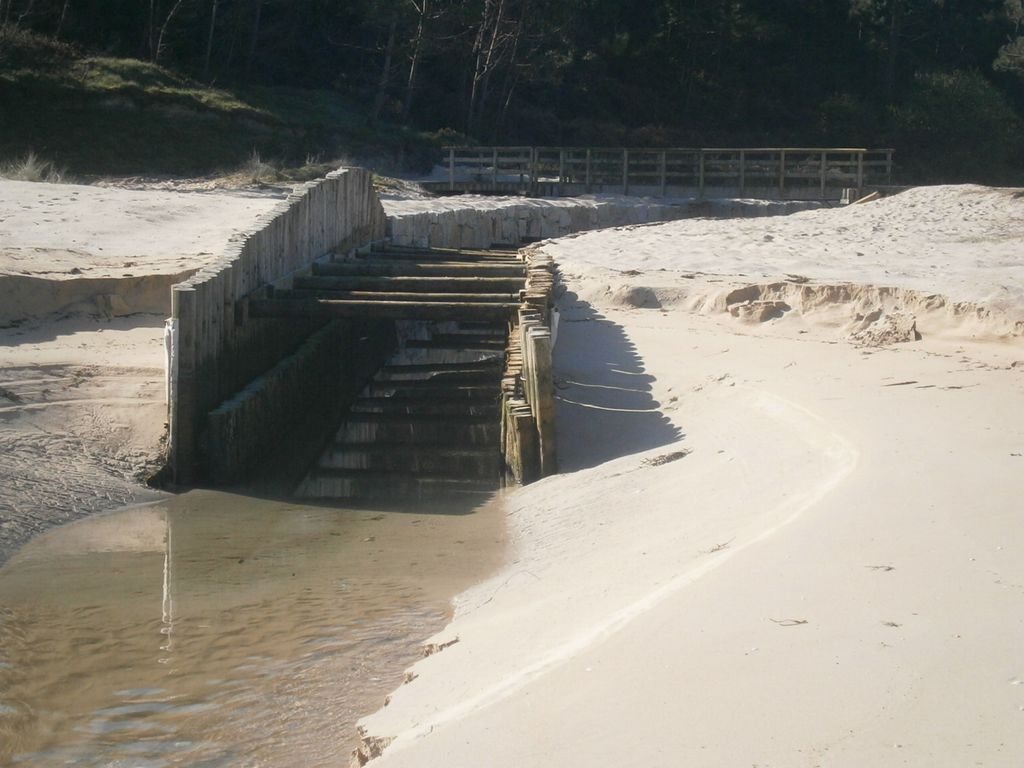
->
2, 180, 1023, 763
357, 185, 1024, 767
0, 179, 279, 322
0, 179, 277, 279
0, 180, 279, 556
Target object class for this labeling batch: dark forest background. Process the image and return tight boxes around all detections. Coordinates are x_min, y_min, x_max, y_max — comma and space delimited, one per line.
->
2, 0, 1023, 181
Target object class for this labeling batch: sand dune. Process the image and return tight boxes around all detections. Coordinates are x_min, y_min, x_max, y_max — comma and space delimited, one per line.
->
357, 186, 1024, 767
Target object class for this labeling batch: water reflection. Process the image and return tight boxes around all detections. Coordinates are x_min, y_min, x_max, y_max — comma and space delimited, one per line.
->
0, 490, 504, 767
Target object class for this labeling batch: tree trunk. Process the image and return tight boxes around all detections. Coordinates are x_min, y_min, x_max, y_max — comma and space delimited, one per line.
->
369, 12, 397, 127
55, 0, 71, 38
16, 0, 37, 26
146, 0, 158, 59
494, 8, 524, 141
885, 0, 904, 105
155, 0, 186, 64
203, 0, 219, 81
245, 0, 262, 80
468, 0, 506, 135
401, 0, 428, 123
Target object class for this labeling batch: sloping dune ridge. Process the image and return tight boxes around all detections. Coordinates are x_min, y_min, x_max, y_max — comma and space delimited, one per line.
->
356, 185, 1024, 767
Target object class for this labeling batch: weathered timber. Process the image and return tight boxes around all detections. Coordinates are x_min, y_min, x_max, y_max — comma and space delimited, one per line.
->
249, 298, 519, 321
372, 244, 520, 258
434, 146, 895, 200
381, 360, 501, 374
293, 275, 526, 292
351, 395, 499, 408
274, 289, 519, 303
313, 261, 526, 278
365, 382, 497, 396
405, 337, 506, 351
364, 253, 520, 266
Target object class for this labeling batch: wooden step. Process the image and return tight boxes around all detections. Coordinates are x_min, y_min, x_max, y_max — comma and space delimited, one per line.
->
249, 299, 519, 321
405, 337, 506, 351
365, 381, 499, 397
275, 289, 519, 303
322, 444, 501, 476
335, 417, 499, 446
301, 471, 498, 500
371, 245, 520, 259
313, 261, 526, 278
380, 359, 501, 375
350, 398, 499, 416
293, 275, 526, 293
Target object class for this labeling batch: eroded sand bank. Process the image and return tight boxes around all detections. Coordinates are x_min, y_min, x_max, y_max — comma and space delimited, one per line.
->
0, 180, 279, 560
357, 185, 1024, 767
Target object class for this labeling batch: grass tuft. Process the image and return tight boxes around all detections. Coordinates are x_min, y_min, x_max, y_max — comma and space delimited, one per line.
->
0, 151, 68, 183
240, 149, 281, 185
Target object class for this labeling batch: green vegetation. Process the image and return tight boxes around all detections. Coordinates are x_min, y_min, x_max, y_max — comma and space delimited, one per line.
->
1, 0, 1023, 183
0, 26, 439, 177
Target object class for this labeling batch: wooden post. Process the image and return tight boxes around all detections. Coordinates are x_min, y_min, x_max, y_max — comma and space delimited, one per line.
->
698, 150, 705, 198
529, 147, 537, 195
492, 147, 498, 188
659, 151, 667, 197
515, 410, 540, 484
820, 151, 828, 197
585, 149, 592, 193
739, 149, 746, 195
448, 147, 455, 192
170, 285, 198, 485
857, 151, 864, 190
531, 329, 556, 475
885, 150, 893, 184
622, 149, 629, 195
558, 149, 565, 197
779, 150, 786, 198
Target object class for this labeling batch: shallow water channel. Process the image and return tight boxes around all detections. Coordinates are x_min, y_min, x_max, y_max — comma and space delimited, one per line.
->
0, 489, 505, 767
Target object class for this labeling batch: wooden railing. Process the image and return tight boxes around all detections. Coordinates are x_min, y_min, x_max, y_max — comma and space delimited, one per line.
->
432, 146, 894, 199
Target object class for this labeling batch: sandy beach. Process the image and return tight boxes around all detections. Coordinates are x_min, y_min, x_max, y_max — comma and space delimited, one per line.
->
356, 185, 1024, 766
0, 180, 279, 561
1, 180, 1022, 765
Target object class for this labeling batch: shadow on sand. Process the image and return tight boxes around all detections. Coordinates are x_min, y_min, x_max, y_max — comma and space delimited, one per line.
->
553, 295, 683, 472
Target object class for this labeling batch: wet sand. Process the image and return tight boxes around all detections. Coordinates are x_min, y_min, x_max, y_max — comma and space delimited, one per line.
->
0, 489, 506, 766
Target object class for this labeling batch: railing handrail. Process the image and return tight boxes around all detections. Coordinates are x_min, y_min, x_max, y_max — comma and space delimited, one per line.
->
439, 145, 894, 198
445, 146, 894, 154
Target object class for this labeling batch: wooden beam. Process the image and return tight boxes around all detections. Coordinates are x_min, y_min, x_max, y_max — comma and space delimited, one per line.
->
275, 289, 519, 303
249, 298, 519, 321
293, 275, 526, 292
313, 261, 526, 278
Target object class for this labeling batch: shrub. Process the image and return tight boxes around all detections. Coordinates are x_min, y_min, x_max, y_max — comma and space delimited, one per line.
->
889, 70, 1024, 183
0, 24, 78, 70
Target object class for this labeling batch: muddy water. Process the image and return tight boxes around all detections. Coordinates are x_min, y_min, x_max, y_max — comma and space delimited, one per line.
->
0, 490, 505, 767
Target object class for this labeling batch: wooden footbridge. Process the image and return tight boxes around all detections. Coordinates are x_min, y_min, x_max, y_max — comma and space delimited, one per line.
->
426, 146, 894, 199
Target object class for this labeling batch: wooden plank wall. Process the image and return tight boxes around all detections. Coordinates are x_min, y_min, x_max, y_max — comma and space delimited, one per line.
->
168, 168, 387, 484
501, 248, 557, 484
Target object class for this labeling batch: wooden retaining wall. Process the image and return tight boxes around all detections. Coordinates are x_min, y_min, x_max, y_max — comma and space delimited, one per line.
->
501, 249, 557, 483
168, 168, 387, 485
